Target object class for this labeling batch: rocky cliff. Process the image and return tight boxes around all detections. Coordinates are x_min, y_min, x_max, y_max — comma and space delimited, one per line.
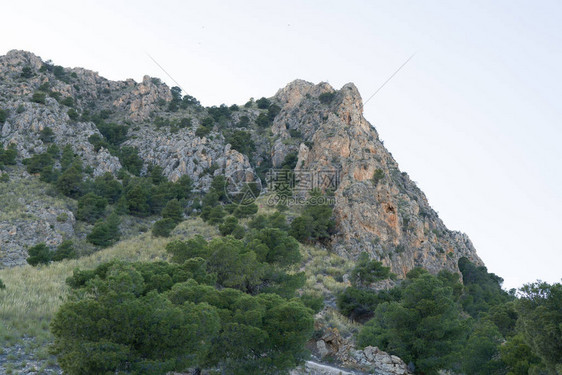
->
0, 50, 482, 276
270, 80, 482, 276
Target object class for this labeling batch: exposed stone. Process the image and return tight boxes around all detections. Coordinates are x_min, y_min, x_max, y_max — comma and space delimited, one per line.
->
272, 80, 483, 276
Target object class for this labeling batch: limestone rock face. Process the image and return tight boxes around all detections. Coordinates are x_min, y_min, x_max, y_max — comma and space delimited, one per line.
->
112, 75, 172, 122
124, 126, 252, 189
272, 80, 483, 276
0, 50, 482, 278
0, 175, 75, 267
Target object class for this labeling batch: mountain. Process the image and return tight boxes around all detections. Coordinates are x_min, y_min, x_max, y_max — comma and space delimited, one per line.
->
0, 50, 481, 277
2, 50, 560, 375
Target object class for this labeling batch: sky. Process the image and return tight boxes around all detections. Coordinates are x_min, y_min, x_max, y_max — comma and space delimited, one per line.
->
1, 0, 561, 290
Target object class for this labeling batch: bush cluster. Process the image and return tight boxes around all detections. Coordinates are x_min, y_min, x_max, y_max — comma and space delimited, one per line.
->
340, 257, 561, 375
289, 190, 336, 244
26, 241, 76, 266
52, 232, 313, 374
0, 143, 17, 168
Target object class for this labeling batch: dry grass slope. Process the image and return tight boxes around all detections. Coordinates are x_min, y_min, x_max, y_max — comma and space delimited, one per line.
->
0, 217, 218, 351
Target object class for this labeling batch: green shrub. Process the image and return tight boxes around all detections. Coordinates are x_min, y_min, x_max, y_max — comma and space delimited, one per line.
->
300, 293, 325, 314
60, 145, 77, 171
458, 257, 512, 317
179, 117, 192, 128
20, 65, 34, 78
27, 243, 51, 266
51, 240, 76, 262
172, 174, 193, 200
289, 129, 303, 138
76, 193, 108, 223
49, 91, 62, 101
372, 168, 385, 185
237, 115, 250, 128
0, 109, 7, 124
67, 108, 79, 121
249, 212, 289, 232
338, 287, 393, 322
268, 104, 281, 121
195, 125, 212, 138
97, 122, 128, 146
56, 213, 69, 222
290, 190, 335, 243
31, 91, 47, 104
24, 152, 54, 174
282, 151, 298, 170
256, 112, 270, 127
119, 146, 143, 176
52, 260, 313, 375
152, 218, 177, 237
39, 164, 59, 183
247, 228, 301, 266
207, 104, 231, 123
256, 97, 271, 109
161, 199, 183, 224
218, 216, 240, 236
39, 127, 55, 143
0, 144, 17, 165
92, 172, 123, 204
147, 164, 166, 185
319, 92, 335, 104
56, 163, 84, 198
233, 203, 258, 218
52, 65, 67, 81
224, 130, 255, 155
61, 97, 74, 107
181, 94, 200, 108
86, 212, 121, 247
0, 278, 5, 289
124, 178, 152, 217
357, 273, 467, 374
351, 252, 392, 287
47, 144, 60, 157
516, 281, 562, 372
289, 215, 313, 242
500, 334, 544, 375
206, 206, 225, 225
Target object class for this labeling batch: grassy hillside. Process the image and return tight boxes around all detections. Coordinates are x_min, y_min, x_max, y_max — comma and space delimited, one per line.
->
0, 217, 217, 353
0, 198, 357, 365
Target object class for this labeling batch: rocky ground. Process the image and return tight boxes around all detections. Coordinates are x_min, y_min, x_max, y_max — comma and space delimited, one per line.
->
0, 338, 61, 375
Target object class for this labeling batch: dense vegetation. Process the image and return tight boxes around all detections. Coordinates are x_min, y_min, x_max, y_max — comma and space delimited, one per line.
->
22, 141, 194, 258
50, 203, 318, 374
4, 71, 560, 375
338, 257, 562, 375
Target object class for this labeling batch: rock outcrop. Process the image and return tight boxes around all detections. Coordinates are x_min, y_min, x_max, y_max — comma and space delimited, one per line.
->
271, 80, 483, 276
309, 327, 411, 375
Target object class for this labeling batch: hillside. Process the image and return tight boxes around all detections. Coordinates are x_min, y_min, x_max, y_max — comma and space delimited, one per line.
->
1, 50, 559, 375
0, 50, 480, 274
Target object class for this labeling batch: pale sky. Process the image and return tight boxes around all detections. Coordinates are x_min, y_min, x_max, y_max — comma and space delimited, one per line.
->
2, 0, 561, 290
